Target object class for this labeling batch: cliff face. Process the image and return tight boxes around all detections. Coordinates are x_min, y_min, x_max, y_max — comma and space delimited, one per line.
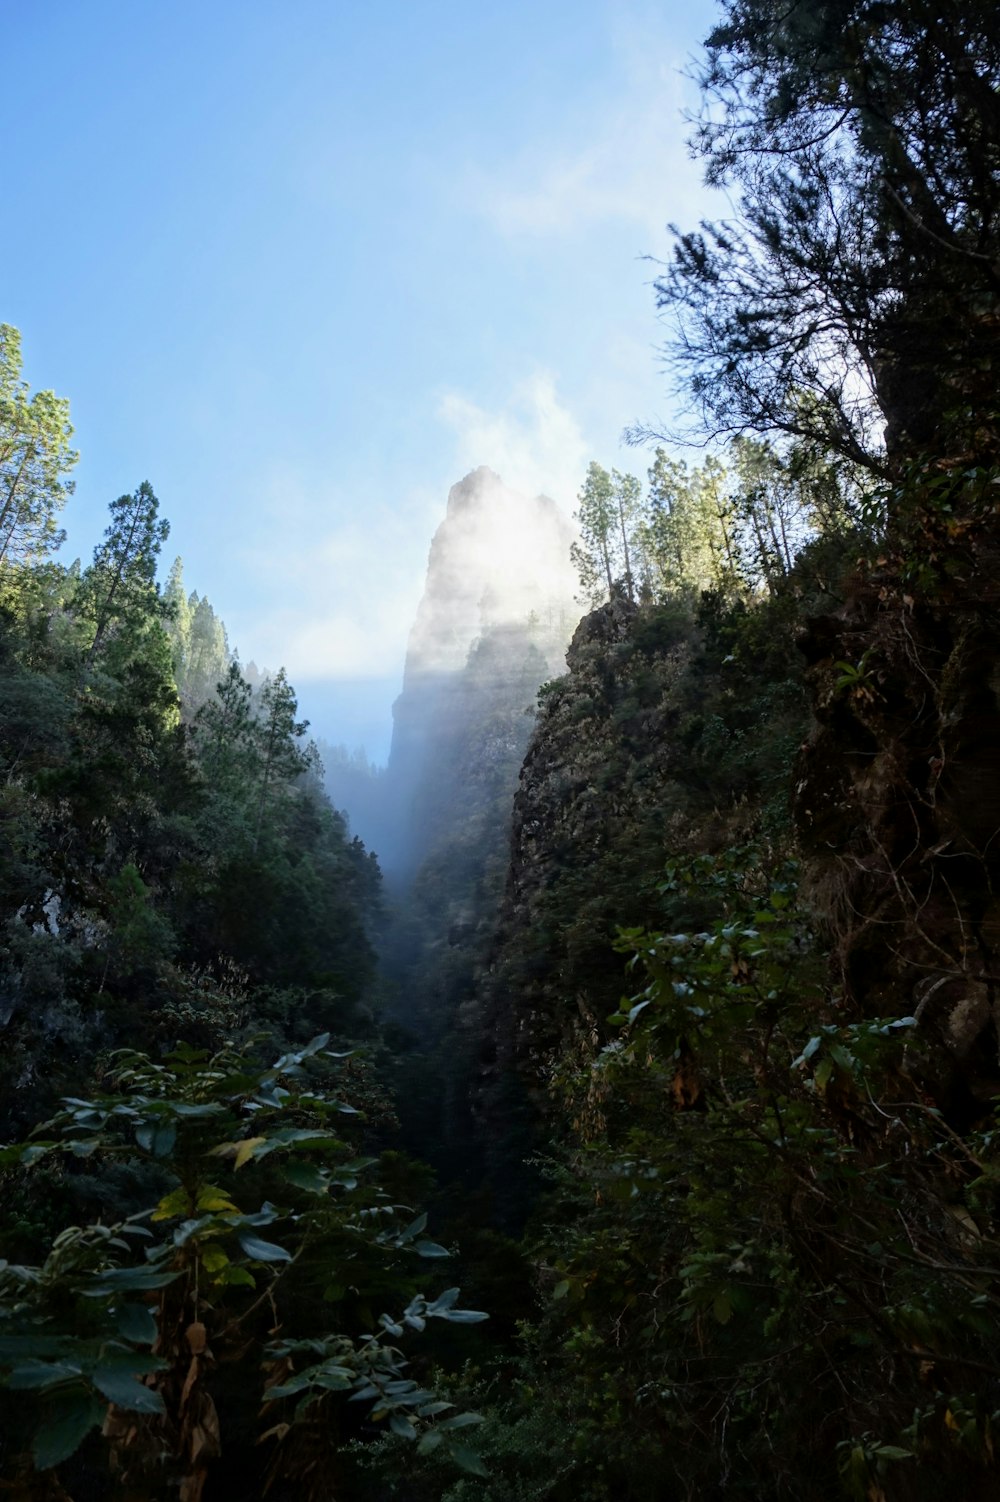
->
401, 466, 577, 681
372, 468, 580, 1183
471, 496, 1000, 1136
795, 534, 1000, 1124
494, 597, 649, 1078
383, 466, 578, 881
476, 585, 811, 1121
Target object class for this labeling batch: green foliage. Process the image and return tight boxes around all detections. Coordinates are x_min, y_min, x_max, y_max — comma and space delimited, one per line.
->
163, 558, 230, 712
575, 439, 866, 608
0, 325, 77, 567
570, 462, 617, 605
487, 580, 813, 1120
0, 1035, 486, 1493
0, 326, 486, 1498
642, 448, 735, 594
0, 399, 380, 1161
80, 480, 170, 666
499, 850, 1000, 1498
252, 666, 317, 850
657, 1, 1000, 471
104, 863, 176, 975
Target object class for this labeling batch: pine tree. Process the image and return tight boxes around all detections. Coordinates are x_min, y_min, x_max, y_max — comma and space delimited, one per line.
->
0, 325, 77, 566
186, 595, 229, 707
611, 469, 641, 603
164, 557, 192, 684
83, 482, 169, 665
571, 463, 647, 605
570, 462, 616, 605
656, 0, 1000, 472
252, 668, 315, 852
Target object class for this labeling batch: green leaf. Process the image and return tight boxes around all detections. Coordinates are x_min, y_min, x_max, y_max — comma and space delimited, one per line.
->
237, 1232, 292, 1263
84, 1266, 180, 1295
200, 1243, 230, 1273
151, 1186, 189, 1222
114, 1303, 158, 1345
7, 1360, 82, 1390
20, 1143, 55, 1167
283, 1162, 329, 1194
249, 1127, 336, 1160
418, 1429, 444, 1454
234, 1202, 279, 1227
0, 1337, 72, 1360
349, 1383, 381, 1403
134, 1121, 177, 1157
91, 1356, 166, 1413
426, 1288, 461, 1314
67, 1137, 100, 1158
173, 1215, 215, 1247
33, 1387, 106, 1470
440, 1412, 484, 1431
415, 1240, 450, 1259
216, 1265, 256, 1288
793, 1035, 822, 1068
266, 1375, 314, 1399
400, 1213, 427, 1242
813, 1058, 834, 1091
389, 1412, 417, 1439
450, 1443, 489, 1477
196, 1185, 239, 1214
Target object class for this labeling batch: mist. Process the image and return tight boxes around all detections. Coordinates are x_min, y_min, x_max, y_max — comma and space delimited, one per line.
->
323, 466, 581, 876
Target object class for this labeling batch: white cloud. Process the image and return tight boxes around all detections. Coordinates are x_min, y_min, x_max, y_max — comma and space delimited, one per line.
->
438, 373, 589, 511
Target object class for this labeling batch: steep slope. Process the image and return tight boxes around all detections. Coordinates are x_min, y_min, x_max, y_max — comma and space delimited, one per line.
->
362, 467, 579, 1175
383, 466, 577, 881
479, 584, 811, 1094
795, 492, 1000, 1126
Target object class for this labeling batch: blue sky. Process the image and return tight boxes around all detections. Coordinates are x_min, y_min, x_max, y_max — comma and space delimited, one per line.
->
5, 0, 720, 759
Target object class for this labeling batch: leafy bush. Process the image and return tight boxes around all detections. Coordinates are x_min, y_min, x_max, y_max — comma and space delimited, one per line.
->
0, 1034, 487, 1498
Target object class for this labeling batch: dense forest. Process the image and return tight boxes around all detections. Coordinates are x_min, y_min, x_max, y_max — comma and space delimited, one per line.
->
3, 2, 1000, 1498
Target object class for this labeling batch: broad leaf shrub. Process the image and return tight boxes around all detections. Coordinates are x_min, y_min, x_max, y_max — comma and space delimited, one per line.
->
0, 1034, 487, 1498
470, 851, 1000, 1501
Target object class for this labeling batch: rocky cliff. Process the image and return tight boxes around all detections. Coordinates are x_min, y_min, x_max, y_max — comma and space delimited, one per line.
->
372, 467, 581, 1181
473, 579, 814, 1154
383, 466, 578, 881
